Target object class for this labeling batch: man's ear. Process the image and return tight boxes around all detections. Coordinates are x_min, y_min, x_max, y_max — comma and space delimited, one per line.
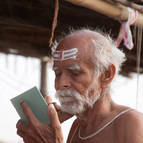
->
100, 64, 116, 87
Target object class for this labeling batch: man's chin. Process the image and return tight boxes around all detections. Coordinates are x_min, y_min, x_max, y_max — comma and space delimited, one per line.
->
60, 104, 86, 115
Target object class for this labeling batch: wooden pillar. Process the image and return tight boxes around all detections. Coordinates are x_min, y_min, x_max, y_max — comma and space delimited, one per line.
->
40, 57, 48, 97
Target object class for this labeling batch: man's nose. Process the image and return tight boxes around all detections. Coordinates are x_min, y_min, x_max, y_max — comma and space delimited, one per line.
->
59, 73, 71, 89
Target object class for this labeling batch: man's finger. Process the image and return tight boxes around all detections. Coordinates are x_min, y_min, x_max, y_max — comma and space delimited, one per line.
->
46, 96, 59, 111
53, 102, 61, 111
48, 104, 64, 142
17, 130, 26, 138
46, 96, 73, 123
16, 119, 28, 132
48, 104, 61, 130
20, 101, 39, 125
46, 96, 63, 111
45, 96, 52, 104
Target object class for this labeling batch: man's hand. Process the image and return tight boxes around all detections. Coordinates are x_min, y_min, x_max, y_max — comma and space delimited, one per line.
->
16, 100, 63, 143
46, 96, 73, 123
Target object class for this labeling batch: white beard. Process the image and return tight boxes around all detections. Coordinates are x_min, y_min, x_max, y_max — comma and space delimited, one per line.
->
55, 83, 100, 114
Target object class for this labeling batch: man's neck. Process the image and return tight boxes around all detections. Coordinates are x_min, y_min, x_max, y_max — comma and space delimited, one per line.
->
76, 94, 117, 127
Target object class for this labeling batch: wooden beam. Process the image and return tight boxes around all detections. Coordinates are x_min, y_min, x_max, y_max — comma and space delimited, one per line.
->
65, 0, 143, 28
0, 25, 61, 57
106, 0, 143, 13
0, 26, 50, 45
0, 41, 48, 58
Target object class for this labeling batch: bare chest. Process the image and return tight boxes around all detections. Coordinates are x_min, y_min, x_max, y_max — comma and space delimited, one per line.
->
67, 123, 123, 143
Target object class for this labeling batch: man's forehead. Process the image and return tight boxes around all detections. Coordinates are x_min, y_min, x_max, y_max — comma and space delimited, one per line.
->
52, 35, 87, 62
52, 34, 94, 64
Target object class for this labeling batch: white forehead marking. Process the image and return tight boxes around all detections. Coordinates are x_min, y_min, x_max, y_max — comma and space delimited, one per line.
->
52, 48, 78, 61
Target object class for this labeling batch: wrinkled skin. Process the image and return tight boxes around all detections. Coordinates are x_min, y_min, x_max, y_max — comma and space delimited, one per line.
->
17, 30, 143, 143
16, 96, 72, 143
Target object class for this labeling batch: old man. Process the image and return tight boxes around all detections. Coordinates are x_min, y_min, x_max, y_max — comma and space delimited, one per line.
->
16, 29, 143, 143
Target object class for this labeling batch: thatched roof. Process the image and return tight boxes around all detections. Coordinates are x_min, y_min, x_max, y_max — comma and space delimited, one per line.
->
0, 0, 143, 76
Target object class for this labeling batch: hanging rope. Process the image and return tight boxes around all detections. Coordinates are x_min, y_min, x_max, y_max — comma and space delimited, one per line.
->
49, 0, 59, 48
133, 24, 137, 47
136, 27, 142, 109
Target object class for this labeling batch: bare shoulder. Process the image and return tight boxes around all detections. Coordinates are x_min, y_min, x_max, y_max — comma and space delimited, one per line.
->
124, 109, 143, 129
116, 109, 143, 143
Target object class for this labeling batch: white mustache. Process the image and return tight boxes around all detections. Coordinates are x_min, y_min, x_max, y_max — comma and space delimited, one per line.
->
55, 89, 86, 114
55, 89, 83, 102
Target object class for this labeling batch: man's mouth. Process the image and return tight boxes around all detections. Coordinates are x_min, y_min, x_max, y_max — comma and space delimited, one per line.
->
60, 96, 76, 105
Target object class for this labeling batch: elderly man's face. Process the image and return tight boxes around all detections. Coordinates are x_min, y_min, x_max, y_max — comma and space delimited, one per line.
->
53, 35, 101, 114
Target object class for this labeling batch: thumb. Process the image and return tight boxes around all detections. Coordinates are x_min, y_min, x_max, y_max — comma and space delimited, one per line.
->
46, 96, 60, 111
48, 103, 61, 130
48, 104, 64, 142
45, 96, 52, 104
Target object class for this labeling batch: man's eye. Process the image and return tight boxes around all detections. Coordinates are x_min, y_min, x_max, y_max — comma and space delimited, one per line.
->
71, 72, 80, 76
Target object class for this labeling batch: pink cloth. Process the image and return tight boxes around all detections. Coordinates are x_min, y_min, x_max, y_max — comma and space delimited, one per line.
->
116, 8, 138, 50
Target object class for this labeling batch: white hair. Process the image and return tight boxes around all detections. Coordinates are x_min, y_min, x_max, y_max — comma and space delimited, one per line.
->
52, 28, 126, 77
91, 33, 126, 76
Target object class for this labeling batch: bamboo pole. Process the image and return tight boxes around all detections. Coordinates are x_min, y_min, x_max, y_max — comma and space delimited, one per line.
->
40, 58, 48, 97
105, 0, 143, 13
65, 0, 143, 28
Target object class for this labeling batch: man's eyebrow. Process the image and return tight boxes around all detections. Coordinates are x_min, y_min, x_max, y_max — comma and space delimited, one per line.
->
66, 64, 81, 71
